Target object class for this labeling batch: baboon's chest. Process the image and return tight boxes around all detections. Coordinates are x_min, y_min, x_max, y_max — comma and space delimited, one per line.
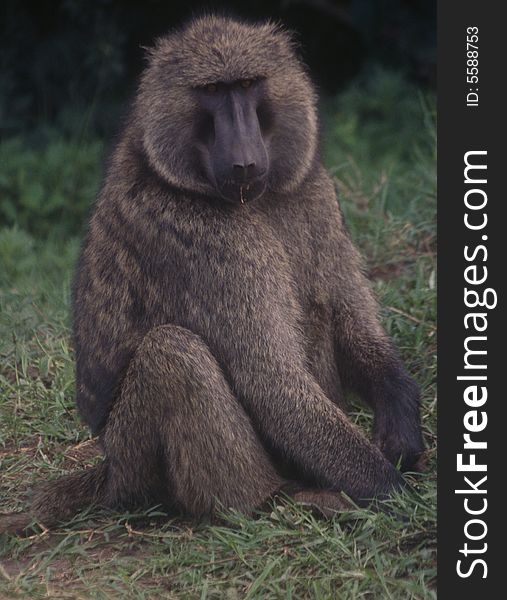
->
152, 204, 338, 378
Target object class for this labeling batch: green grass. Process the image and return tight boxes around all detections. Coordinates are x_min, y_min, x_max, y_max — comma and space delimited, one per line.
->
0, 69, 436, 599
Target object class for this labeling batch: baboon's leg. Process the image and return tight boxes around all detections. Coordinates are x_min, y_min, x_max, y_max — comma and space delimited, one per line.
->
330, 231, 424, 470
102, 324, 285, 518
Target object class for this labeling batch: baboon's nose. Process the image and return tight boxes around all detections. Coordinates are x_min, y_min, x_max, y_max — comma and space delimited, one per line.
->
232, 162, 258, 182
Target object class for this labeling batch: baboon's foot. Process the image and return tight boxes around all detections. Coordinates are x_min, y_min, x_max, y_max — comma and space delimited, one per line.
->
0, 511, 36, 536
288, 489, 353, 518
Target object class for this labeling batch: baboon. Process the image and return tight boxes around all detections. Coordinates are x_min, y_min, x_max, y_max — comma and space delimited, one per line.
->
1, 15, 423, 533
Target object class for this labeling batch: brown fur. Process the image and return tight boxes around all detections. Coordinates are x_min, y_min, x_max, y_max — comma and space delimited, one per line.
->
1, 15, 423, 534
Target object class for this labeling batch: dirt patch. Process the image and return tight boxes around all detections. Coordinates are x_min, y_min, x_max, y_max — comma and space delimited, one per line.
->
62, 439, 102, 467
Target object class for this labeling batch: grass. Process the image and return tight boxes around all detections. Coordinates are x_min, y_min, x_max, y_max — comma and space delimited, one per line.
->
0, 69, 436, 599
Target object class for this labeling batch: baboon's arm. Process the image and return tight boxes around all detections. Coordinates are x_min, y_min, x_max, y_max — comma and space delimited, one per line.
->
74, 325, 138, 437
73, 220, 146, 435
328, 225, 424, 469
233, 353, 401, 500
330, 225, 401, 389
73, 298, 141, 436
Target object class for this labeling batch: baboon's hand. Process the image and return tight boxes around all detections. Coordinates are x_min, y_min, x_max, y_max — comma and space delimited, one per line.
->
374, 422, 424, 472
373, 369, 425, 472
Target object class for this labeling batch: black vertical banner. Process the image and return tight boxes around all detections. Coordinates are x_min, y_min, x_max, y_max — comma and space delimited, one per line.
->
438, 1, 504, 596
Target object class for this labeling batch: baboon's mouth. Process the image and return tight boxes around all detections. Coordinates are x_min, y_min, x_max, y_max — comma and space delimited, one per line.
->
217, 178, 267, 204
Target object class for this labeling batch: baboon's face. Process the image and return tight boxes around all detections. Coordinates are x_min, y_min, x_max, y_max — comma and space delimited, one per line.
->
194, 78, 271, 203
139, 16, 318, 202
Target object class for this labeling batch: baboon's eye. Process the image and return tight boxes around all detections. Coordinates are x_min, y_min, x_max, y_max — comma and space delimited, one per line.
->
240, 79, 253, 89
206, 83, 218, 93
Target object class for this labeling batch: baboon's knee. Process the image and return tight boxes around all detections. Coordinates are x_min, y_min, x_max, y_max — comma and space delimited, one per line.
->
138, 324, 210, 355
132, 325, 219, 391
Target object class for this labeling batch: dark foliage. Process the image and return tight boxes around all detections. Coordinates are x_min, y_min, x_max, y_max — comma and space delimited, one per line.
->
1, 0, 435, 138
